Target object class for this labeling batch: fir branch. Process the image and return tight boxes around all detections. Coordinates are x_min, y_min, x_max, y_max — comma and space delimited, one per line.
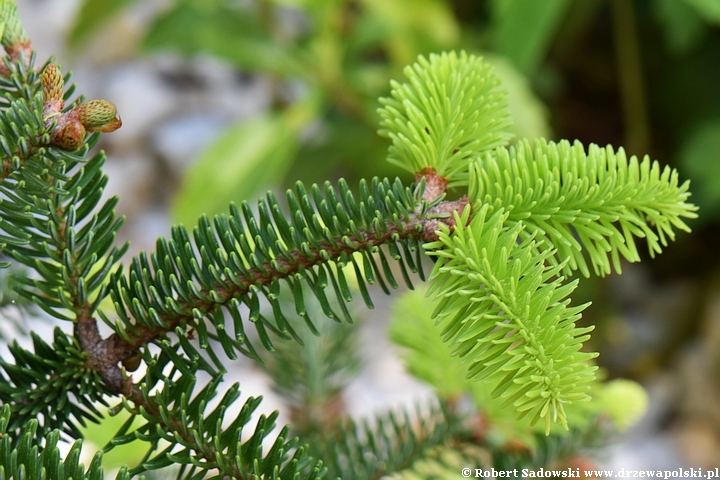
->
1, 140, 128, 387
0, 59, 127, 440
0, 404, 141, 480
0, 0, 31, 77
0, 59, 47, 181
0, 328, 112, 443
313, 401, 460, 480
258, 287, 361, 436
426, 204, 598, 433
107, 348, 326, 480
100, 177, 449, 389
471, 139, 698, 277
0, 0, 699, 474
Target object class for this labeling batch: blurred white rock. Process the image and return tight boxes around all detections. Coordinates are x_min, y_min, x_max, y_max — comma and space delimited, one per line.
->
102, 153, 156, 217
16, 0, 79, 61
103, 61, 177, 148
152, 113, 227, 174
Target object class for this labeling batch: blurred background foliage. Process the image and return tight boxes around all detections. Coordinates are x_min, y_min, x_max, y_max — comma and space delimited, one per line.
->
67, 0, 720, 238
11, 0, 720, 471
70, 0, 559, 226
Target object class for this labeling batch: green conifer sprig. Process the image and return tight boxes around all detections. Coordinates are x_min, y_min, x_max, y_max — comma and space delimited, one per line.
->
0, 328, 112, 442
0, 404, 140, 480
378, 51, 513, 187
426, 204, 598, 433
0, 56, 126, 326
104, 177, 428, 370
0, 59, 45, 184
108, 347, 326, 479
4, 139, 127, 323
0, 0, 27, 49
470, 139, 698, 277
313, 402, 460, 480
0, 55, 126, 442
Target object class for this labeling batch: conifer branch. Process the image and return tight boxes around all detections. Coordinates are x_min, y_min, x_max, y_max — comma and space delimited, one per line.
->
0, 405, 140, 480
471, 139, 698, 277
97, 176, 465, 395
378, 51, 513, 187
0, 63, 46, 182
0, 2, 699, 475
426, 205, 598, 434
106, 348, 327, 479
0, 0, 31, 77
312, 401, 461, 480
106, 206, 422, 358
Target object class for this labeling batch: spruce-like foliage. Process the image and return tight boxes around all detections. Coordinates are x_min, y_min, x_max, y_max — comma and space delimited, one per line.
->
470, 139, 696, 277
378, 51, 513, 187
0, 1, 697, 477
0, 405, 139, 480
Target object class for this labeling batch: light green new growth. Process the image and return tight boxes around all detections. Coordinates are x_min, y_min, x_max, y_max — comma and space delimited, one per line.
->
426, 205, 598, 433
378, 51, 513, 187
388, 288, 649, 443
0, 0, 26, 47
470, 139, 698, 277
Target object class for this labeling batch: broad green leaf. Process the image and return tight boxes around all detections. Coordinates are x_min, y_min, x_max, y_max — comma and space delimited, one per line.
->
172, 113, 299, 227
679, 119, 720, 221
683, 0, 720, 24
68, 0, 140, 49
360, 0, 459, 67
654, 0, 708, 54
172, 90, 320, 226
142, 2, 304, 77
484, 54, 552, 141
492, 0, 572, 74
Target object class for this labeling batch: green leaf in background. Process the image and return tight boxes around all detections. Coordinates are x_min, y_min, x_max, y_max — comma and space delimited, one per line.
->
389, 287, 469, 400
683, 0, 720, 24
483, 54, 552, 141
172, 113, 299, 227
360, 0, 459, 67
172, 89, 321, 227
678, 119, 720, 221
491, 0, 572, 75
142, 2, 304, 77
68, 0, 140, 49
653, 0, 708, 54
290, 115, 394, 186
